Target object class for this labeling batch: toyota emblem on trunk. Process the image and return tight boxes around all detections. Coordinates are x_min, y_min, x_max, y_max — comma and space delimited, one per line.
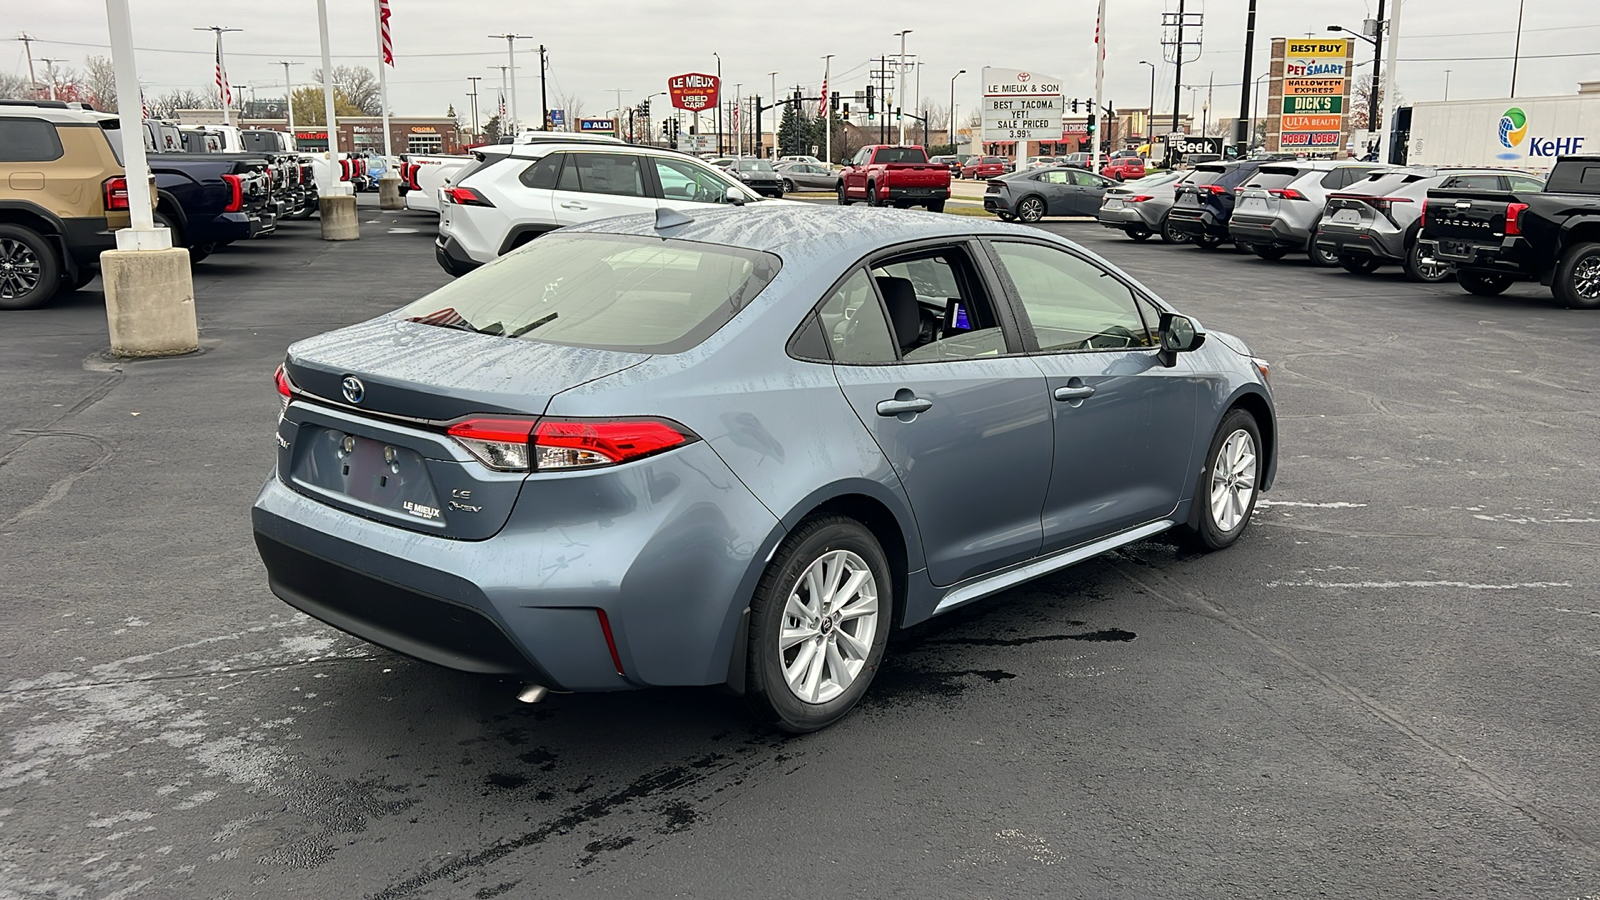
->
341, 376, 366, 404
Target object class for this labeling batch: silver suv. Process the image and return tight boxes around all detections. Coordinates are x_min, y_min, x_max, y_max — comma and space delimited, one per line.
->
1229, 161, 1390, 265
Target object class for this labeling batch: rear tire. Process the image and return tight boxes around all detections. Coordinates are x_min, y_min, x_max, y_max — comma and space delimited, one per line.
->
745, 517, 892, 733
1193, 234, 1223, 250
0, 224, 61, 311
1160, 215, 1191, 244
867, 183, 881, 207
1551, 241, 1600, 310
1178, 408, 1263, 552
1307, 242, 1341, 267
926, 200, 945, 213
1403, 240, 1453, 283
1339, 255, 1382, 274
1456, 270, 1515, 297
1251, 245, 1289, 260
1125, 226, 1153, 242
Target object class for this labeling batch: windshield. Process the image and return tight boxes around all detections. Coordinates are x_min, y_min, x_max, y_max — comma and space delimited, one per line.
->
734, 159, 775, 172
396, 234, 781, 354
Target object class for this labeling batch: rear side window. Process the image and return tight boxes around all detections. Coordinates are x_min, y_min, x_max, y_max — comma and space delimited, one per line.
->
818, 270, 898, 364
449, 153, 503, 186
396, 234, 780, 354
0, 118, 64, 162
1440, 174, 1501, 190
519, 154, 562, 189
562, 153, 646, 197
1507, 175, 1546, 192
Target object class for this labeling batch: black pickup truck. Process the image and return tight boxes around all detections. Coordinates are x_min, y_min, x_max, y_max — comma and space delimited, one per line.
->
1418, 155, 1600, 308
126, 120, 277, 260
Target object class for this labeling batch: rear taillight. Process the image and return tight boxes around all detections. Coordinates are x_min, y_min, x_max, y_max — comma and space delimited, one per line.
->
1420, 198, 1428, 225
103, 176, 129, 211
1129, 194, 1153, 202
407, 163, 422, 190
1204, 184, 1227, 195
1366, 197, 1412, 213
1505, 202, 1529, 235
533, 418, 695, 470
446, 417, 537, 471
444, 186, 494, 207
221, 173, 244, 212
1268, 188, 1307, 200
274, 364, 294, 415
443, 416, 696, 472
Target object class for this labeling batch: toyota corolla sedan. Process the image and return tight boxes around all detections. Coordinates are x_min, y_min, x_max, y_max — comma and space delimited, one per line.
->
253, 205, 1276, 732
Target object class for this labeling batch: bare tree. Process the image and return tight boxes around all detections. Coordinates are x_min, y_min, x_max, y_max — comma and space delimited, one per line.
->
149, 88, 217, 118
0, 73, 33, 100
81, 55, 118, 111
549, 91, 585, 130
312, 66, 380, 114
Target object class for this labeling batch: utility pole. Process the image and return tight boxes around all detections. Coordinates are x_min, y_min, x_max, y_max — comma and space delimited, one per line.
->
277, 61, 302, 138
768, 71, 777, 158
1378, 0, 1403, 164
1443, 69, 1451, 101
1370, 0, 1386, 138
539, 45, 549, 129
195, 26, 242, 126
38, 58, 64, 101
1510, 0, 1525, 97
15, 34, 40, 94
466, 76, 481, 141
1171, 0, 1185, 133
610, 87, 629, 138
488, 34, 531, 135
822, 54, 834, 164
1236, 0, 1258, 156
1203, 71, 1213, 138
713, 52, 722, 155
915, 61, 922, 144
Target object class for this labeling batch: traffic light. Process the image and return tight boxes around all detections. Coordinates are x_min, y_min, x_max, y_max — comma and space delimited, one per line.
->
1071, 98, 1079, 114
793, 89, 803, 104
830, 91, 840, 112
1086, 113, 1097, 136
843, 102, 851, 115
895, 107, 902, 121
866, 84, 875, 113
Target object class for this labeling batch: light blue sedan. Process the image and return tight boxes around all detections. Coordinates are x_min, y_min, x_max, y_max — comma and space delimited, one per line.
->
253, 204, 1276, 731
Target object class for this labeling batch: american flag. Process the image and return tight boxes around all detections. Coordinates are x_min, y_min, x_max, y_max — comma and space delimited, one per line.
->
731, 101, 740, 136
498, 91, 506, 118
378, 0, 394, 66
140, 88, 149, 119
215, 39, 231, 106
817, 76, 827, 117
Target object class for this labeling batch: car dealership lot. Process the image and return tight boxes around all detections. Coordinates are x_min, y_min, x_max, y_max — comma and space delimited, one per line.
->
3, 202, 1599, 898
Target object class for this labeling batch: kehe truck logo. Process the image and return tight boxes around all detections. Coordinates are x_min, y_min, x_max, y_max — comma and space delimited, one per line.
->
1496, 107, 1585, 160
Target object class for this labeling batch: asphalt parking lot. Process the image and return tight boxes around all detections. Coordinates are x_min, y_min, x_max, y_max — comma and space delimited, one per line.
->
4, 198, 1599, 899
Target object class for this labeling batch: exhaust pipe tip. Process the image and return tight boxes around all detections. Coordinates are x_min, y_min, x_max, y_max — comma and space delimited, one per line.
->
516, 684, 549, 704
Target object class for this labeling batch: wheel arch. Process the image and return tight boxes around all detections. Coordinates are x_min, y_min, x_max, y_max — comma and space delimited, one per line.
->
0, 201, 65, 236
1558, 218, 1600, 253
496, 223, 558, 257
1224, 386, 1277, 492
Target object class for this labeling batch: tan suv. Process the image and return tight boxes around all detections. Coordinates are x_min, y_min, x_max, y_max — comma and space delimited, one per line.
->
0, 100, 140, 309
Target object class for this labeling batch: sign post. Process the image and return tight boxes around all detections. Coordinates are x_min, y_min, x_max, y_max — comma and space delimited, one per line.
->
981, 68, 1063, 175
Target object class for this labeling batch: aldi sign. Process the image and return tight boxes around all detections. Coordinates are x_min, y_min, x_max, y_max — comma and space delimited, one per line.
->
579, 118, 616, 134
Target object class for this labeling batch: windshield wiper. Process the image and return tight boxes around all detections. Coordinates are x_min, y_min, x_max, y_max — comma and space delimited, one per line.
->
510, 312, 558, 338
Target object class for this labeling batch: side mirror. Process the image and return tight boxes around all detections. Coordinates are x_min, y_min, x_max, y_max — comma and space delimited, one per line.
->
1157, 313, 1205, 367
724, 186, 748, 206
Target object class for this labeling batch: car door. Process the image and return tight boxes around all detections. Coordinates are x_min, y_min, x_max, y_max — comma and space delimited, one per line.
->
1069, 170, 1114, 215
822, 246, 1055, 587
1032, 170, 1074, 214
984, 238, 1199, 552
549, 151, 656, 226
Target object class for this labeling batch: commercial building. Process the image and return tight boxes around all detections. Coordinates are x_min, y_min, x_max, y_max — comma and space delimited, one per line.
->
173, 110, 462, 154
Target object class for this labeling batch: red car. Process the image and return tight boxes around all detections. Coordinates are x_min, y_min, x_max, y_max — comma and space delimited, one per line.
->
960, 156, 1011, 179
1101, 153, 1147, 181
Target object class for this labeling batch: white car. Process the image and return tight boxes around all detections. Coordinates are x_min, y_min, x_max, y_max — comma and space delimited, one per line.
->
434, 142, 765, 276
778, 155, 828, 167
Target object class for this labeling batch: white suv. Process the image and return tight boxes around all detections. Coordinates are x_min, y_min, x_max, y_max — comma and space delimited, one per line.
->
434, 142, 762, 275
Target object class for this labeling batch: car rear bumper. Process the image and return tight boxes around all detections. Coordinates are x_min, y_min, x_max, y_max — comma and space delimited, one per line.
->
1228, 214, 1309, 250
435, 235, 482, 276
250, 439, 779, 691
1097, 205, 1158, 229
1415, 237, 1537, 278
1316, 224, 1406, 262
887, 186, 949, 201
1167, 208, 1226, 238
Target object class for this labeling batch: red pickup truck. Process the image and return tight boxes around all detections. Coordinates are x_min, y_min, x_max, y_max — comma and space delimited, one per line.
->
837, 145, 951, 212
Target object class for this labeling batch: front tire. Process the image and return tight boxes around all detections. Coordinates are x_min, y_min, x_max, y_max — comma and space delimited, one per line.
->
1180, 409, 1263, 551
746, 517, 892, 733
1456, 270, 1515, 297
0, 224, 61, 311
1551, 240, 1600, 309
1015, 195, 1046, 223
782, 179, 796, 193
836, 184, 851, 206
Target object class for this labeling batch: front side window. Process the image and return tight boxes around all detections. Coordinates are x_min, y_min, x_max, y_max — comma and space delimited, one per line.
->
817, 269, 898, 364
1071, 170, 1112, 188
557, 153, 646, 197
653, 157, 749, 203
1040, 170, 1071, 184
989, 241, 1154, 352
397, 234, 779, 354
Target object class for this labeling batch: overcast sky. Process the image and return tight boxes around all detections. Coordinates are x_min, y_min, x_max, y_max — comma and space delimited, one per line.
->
10, 0, 1599, 126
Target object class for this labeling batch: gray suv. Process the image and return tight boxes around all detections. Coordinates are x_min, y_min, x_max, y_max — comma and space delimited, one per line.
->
1229, 161, 1390, 265
1315, 167, 1547, 281
254, 205, 1276, 733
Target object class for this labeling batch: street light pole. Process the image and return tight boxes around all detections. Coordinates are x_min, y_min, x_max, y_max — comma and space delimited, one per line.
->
466, 75, 481, 141
194, 26, 242, 125
1235, 0, 1258, 157
823, 54, 834, 164
1139, 60, 1155, 149
37, 58, 63, 101
1443, 69, 1452, 101
277, 61, 302, 139
895, 30, 911, 144
488, 34, 531, 135
713, 52, 722, 155
950, 69, 965, 153
1378, 0, 1403, 164
769, 71, 778, 158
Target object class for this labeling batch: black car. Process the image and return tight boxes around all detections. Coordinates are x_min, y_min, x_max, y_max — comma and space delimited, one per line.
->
1165, 160, 1266, 249
724, 158, 785, 198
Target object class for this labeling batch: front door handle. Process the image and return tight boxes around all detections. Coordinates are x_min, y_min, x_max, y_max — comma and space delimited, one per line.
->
876, 397, 933, 417
1054, 385, 1096, 401
560, 201, 588, 210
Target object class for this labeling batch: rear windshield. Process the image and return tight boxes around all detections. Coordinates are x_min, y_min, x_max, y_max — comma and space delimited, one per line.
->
451, 152, 505, 185
1185, 166, 1226, 186
1246, 167, 1302, 189
1122, 171, 1181, 189
396, 234, 781, 354
241, 131, 285, 152
982, 156, 1008, 164
734, 159, 775, 172
875, 147, 929, 163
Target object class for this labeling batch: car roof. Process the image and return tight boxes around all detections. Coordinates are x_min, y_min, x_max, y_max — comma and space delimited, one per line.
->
484, 141, 702, 161
0, 100, 111, 125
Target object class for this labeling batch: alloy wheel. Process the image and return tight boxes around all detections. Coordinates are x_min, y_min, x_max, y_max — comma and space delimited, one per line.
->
779, 549, 880, 704
1409, 243, 1451, 281
0, 237, 42, 300
1018, 197, 1045, 223
1574, 256, 1600, 300
1209, 429, 1258, 533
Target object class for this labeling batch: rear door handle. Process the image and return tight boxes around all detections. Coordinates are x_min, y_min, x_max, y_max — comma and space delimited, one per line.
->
876, 398, 933, 416
1054, 385, 1096, 401
560, 201, 588, 210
